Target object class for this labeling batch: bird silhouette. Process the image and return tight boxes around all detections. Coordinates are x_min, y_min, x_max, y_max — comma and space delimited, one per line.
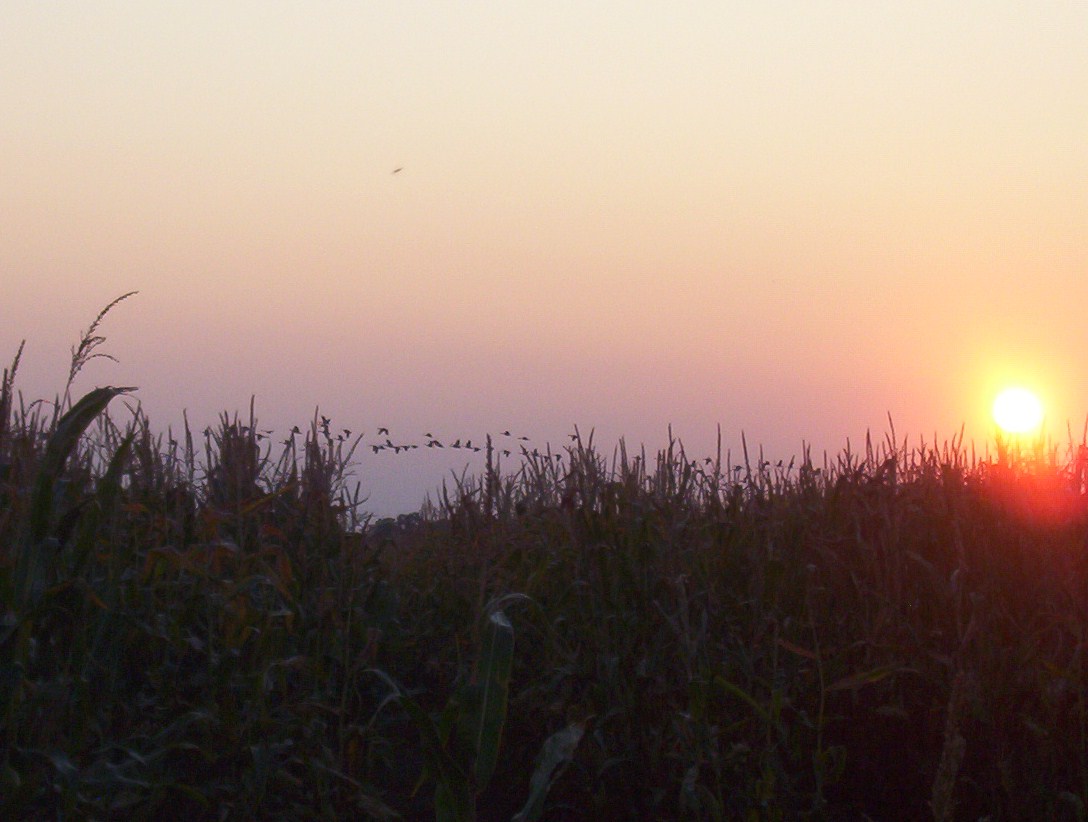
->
392, 167, 403, 174
378, 427, 389, 436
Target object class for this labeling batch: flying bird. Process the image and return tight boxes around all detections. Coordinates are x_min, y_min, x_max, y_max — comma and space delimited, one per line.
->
392, 167, 403, 174
378, 427, 389, 436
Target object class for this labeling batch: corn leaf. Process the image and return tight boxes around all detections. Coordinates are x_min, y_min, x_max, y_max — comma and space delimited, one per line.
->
471, 608, 514, 792
511, 721, 586, 822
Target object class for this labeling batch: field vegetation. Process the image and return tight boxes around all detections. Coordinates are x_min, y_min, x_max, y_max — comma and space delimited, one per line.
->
2, 300, 1088, 820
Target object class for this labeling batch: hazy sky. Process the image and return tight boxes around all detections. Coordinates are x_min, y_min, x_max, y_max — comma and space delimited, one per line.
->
3, 3, 1086, 514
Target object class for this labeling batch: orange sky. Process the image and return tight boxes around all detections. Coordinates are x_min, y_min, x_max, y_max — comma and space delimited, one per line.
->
3, 3, 1086, 513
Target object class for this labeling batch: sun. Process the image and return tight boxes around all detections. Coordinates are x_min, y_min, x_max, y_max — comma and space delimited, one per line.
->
992, 387, 1044, 435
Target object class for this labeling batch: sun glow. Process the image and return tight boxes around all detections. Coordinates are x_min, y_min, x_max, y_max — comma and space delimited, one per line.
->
992, 387, 1044, 435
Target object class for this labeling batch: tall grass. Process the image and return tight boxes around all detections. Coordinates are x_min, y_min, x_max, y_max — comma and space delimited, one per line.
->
2, 300, 1087, 819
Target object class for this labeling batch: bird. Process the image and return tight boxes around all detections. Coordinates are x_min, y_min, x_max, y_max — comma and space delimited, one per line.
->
378, 427, 389, 436
501, 430, 511, 437
392, 167, 403, 174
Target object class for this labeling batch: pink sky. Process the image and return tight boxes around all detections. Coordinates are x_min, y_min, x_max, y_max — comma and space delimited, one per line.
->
3, 3, 1086, 513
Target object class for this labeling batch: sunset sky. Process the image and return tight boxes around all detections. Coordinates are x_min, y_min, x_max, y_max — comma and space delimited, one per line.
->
3, 3, 1086, 514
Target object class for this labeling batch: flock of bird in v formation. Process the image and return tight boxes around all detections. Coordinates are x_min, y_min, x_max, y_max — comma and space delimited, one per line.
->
212, 420, 783, 472
246, 420, 569, 461
247, 420, 757, 471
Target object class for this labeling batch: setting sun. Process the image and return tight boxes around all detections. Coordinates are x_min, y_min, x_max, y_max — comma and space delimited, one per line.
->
992, 387, 1045, 435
